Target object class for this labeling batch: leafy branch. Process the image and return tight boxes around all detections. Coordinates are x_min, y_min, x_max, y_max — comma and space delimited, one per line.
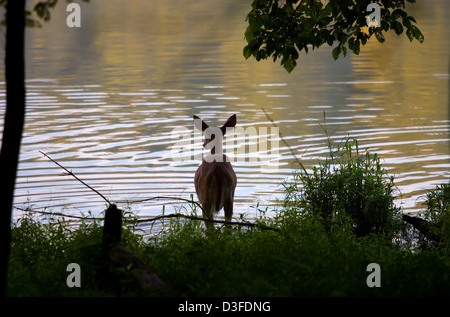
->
243, 0, 424, 72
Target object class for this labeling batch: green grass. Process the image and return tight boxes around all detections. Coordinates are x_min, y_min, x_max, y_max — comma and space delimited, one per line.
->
8, 204, 450, 297
6, 137, 450, 297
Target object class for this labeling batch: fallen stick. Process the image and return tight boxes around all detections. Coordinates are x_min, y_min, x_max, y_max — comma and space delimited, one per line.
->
402, 214, 442, 244
135, 212, 279, 231
14, 206, 102, 221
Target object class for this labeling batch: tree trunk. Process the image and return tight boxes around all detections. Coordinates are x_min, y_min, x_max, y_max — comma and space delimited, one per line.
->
0, 0, 26, 297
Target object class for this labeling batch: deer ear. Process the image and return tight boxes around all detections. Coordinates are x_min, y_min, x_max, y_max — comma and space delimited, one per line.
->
221, 114, 236, 134
193, 115, 208, 131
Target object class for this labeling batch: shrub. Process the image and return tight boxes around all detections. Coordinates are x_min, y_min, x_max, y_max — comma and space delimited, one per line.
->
423, 181, 450, 248
282, 137, 403, 238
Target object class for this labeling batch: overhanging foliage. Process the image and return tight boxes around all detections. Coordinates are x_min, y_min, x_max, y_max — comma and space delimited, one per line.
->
244, 0, 424, 72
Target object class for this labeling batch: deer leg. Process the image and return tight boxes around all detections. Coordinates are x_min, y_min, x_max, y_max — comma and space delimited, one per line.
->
224, 193, 234, 226
202, 201, 214, 229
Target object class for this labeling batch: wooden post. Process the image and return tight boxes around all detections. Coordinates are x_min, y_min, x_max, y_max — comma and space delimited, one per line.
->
102, 204, 122, 255
102, 204, 164, 290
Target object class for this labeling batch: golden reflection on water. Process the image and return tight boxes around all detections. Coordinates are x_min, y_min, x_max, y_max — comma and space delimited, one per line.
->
0, 0, 448, 218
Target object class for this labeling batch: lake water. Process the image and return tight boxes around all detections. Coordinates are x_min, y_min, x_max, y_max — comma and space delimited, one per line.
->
0, 0, 449, 223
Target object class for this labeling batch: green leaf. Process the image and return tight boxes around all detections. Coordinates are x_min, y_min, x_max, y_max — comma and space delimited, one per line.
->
243, 45, 253, 59
402, 16, 412, 28
348, 37, 360, 55
407, 16, 417, 23
34, 2, 51, 21
411, 25, 424, 43
406, 28, 414, 41
392, 8, 407, 19
374, 31, 385, 43
332, 46, 341, 61
418, 32, 425, 43
283, 57, 296, 73
256, 49, 268, 61
392, 21, 403, 35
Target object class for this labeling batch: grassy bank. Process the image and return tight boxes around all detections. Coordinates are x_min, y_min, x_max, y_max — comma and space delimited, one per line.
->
7, 137, 450, 296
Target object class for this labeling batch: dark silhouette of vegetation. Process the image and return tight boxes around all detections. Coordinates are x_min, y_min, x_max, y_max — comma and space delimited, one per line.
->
7, 176, 450, 296
283, 137, 403, 238
244, 0, 424, 72
6, 129, 450, 296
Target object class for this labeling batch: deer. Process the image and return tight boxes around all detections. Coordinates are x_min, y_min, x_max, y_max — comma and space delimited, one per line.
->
193, 114, 237, 229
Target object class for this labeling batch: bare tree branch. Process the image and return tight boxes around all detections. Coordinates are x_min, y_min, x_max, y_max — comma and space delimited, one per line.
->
39, 151, 111, 205
14, 206, 102, 221
14, 205, 279, 231
261, 107, 304, 170
114, 196, 204, 213
135, 213, 279, 231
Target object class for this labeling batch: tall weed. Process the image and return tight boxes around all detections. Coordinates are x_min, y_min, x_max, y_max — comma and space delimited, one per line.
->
282, 136, 403, 238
